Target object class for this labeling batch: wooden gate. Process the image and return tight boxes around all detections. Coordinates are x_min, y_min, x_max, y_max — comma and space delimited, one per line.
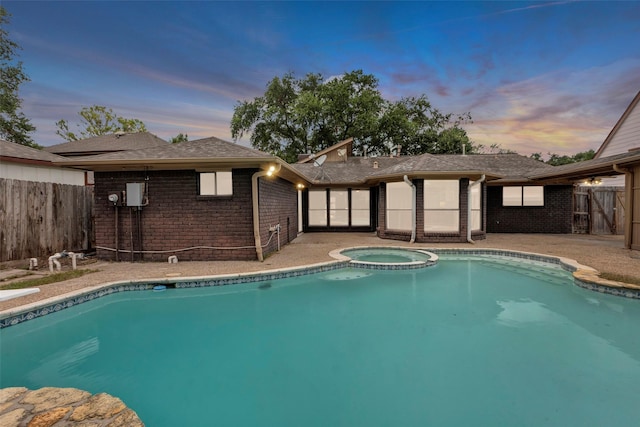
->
573, 186, 625, 235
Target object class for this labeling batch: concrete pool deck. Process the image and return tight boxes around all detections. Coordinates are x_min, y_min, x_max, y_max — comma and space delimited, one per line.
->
1, 232, 639, 313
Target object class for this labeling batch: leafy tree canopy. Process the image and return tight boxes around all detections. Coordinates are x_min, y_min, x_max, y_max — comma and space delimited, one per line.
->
56, 105, 147, 141
231, 70, 474, 163
0, 6, 37, 147
530, 149, 595, 166
169, 133, 188, 144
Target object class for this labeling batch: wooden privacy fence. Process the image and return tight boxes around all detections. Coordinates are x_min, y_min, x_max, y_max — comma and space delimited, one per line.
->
0, 179, 94, 262
573, 186, 625, 235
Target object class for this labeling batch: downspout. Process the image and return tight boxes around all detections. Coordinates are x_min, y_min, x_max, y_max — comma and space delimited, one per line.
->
403, 175, 416, 243
252, 164, 281, 261
467, 175, 486, 244
613, 164, 633, 248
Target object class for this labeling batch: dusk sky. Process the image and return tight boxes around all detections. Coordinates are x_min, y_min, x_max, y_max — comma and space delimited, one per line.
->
5, 1, 640, 156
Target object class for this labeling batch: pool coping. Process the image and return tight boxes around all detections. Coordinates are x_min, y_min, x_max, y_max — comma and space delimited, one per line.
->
2, 248, 639, 328
330, 246, 439, 270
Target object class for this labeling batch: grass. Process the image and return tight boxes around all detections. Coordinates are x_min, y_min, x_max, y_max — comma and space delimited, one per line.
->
0, 269, 98, 290
599, 272, 640, 286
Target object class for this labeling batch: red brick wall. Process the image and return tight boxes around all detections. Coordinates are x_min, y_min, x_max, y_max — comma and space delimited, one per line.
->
486, 185, 573, 233
94, 169, 297, 261
258, 177, 299, 257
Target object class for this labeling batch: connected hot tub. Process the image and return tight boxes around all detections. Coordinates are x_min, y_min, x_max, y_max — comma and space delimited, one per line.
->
331, 247, 439, 270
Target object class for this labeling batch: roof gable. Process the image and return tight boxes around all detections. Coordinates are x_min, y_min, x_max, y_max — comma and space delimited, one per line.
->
297, 138, 354, 163
595, 91, 640, 158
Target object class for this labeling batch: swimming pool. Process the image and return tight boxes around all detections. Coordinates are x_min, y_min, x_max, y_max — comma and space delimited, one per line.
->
2, 255, 640, 426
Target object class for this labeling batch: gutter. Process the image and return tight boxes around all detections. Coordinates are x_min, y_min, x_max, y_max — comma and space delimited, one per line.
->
252, 164, 281, 261
467, 175, 486, 244
403, 175, 416, 243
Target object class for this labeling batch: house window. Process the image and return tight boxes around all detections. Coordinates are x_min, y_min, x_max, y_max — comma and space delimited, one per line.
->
309, 189, 370, 227
351, 189, 370, 226
387, 182, 412, 231
470, 181, 481, 231
424, 180, 459, 232
503, 186, 544, 206
199, 171, 233, 196
330, 190, 349, 226
308, 190, 327, 226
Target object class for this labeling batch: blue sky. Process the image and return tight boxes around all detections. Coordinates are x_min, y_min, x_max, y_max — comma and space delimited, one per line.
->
5, 1, 640, 155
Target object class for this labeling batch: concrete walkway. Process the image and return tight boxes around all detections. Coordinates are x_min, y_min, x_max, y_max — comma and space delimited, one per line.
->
1, 233, 638, 312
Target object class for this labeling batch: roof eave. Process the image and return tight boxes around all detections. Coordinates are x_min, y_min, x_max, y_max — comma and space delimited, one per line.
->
365, 170, 503, 184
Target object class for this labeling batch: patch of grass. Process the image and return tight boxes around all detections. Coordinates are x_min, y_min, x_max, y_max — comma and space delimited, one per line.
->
599, 272, 640, 286
0, 269, 99, 290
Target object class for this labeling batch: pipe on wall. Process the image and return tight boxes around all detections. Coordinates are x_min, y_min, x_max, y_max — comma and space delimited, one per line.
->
252, 164, 281, 261
467, 175, 486, 244
403, 175, 416, 243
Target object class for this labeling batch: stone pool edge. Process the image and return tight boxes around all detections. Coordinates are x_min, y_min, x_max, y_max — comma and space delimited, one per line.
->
2, 248, 640, 328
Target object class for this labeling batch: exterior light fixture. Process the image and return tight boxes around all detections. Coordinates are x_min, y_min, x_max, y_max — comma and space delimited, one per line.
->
266, 165, 276, 177
297, 183, 305, 189
584, 176, 602, 186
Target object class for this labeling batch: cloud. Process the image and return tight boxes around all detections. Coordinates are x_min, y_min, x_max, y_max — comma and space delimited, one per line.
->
464, 58, 640, 154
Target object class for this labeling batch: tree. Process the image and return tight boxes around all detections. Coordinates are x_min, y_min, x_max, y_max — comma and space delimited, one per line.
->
530, 149, 595, 166
56, 105, 147, 141
0, 6, 36, 147
231, 70, 474, 162
377, 96, 474, 155
169, 133, 188, 144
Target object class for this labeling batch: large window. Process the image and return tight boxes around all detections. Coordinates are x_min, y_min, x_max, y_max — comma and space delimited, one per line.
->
308, 189, 370, 227
351, 189, 370, 226
424, 180, 459, 232
308, 190, 327, 226
470, 182, 481, 231
329, 190, 349, 226
199, 171, 232, 196
387, 182, 413, 231
503, 186, 544, 206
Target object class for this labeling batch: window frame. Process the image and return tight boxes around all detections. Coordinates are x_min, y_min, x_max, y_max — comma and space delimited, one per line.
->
502, 186, 544, 207
386, 181, 413, 231
198, 171, 233, 196
423, 179, 460, 233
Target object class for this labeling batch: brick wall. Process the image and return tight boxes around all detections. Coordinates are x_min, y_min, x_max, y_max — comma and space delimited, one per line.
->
94, 169, 275, 261
258, 176, 299, 258
377, 179, 485, 243
486, 185, 573, 233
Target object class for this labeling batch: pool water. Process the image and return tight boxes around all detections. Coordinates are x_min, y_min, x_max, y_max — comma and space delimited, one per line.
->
2, 258, 640, 426
341, 247, 431, 263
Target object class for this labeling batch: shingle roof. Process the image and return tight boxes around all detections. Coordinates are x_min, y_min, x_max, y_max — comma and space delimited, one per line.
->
437, 153, 556, 182
293, 157, 404, 184
64, 136, 273, 162
43, 132, 169, 156
292, 153, 555, 184
530, 150, 640, 180
0, 139, 68, 163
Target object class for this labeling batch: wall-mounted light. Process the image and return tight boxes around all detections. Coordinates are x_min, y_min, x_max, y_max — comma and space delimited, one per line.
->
296, 183, 305, 190
267, 165, 277, 177
584, 176, 602, 186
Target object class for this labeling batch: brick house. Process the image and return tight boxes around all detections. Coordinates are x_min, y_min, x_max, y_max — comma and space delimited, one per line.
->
293, 139, 574, 243
56, 132, 640, 261
57, 137, 308, 261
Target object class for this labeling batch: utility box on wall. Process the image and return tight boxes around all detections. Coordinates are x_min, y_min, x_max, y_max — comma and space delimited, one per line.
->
126, 182, 145, 206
